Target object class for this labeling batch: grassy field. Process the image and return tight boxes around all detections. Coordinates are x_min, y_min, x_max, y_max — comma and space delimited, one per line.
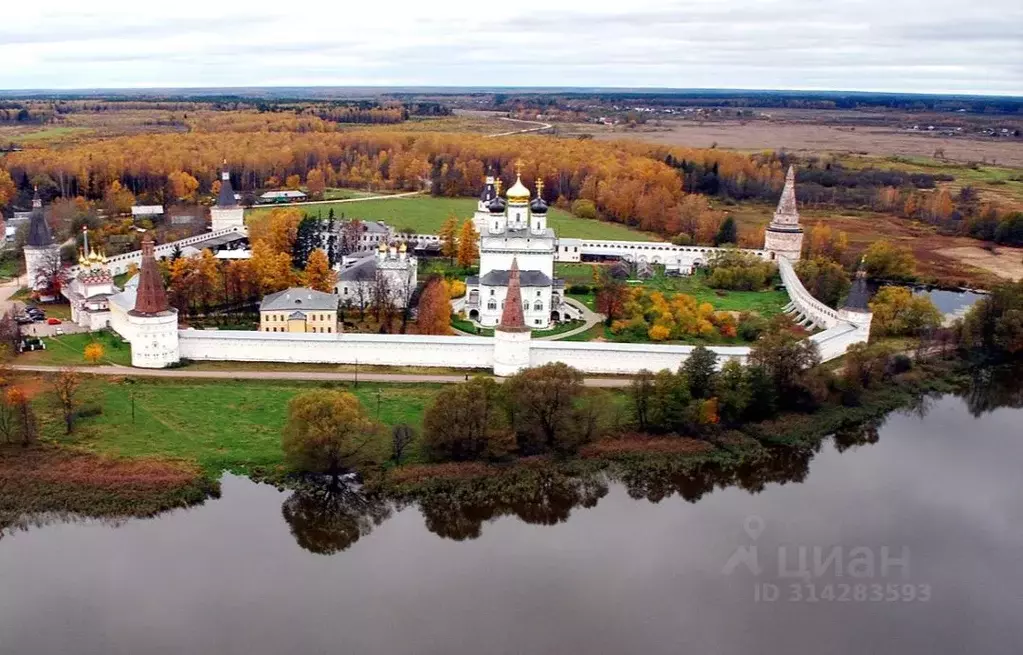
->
562, 267, 788, 318
247, 195, 659, 241
39, 378, 445, 475
19, 331, 132, 366
2, 126, 93, 142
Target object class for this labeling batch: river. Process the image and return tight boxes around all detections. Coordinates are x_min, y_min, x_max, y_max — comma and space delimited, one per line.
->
1, 386, 1022, 654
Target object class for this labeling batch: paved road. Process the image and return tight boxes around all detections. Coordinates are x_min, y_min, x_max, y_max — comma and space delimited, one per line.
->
12, 364, 633, 387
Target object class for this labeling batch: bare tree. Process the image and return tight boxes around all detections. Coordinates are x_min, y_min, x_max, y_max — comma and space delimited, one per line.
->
52, 367, 81, 435
391, 424, 416, 464
33, 250, 68, 297
0, 311, 22, 356
395, 267, 418, 334
339, 219, 363, 257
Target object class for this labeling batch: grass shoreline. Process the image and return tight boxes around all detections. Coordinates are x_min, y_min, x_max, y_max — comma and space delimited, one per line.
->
0, 358, 971, 535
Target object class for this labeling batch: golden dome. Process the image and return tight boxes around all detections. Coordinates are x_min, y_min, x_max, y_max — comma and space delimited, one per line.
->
399, 242, 407, 252
378, 241, 387, 251
506, 173, 530, 204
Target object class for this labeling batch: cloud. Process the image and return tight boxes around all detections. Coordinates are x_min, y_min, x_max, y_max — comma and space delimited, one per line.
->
1, 0, 1020, 94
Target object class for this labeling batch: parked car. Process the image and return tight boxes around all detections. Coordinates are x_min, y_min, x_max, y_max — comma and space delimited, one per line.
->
46, 318, 61, 325
16, 315, 34, 325
26, 308, 44, 317
55, 327, 65, 335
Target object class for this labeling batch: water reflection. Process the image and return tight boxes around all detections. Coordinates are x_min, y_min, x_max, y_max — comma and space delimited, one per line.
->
414, 469, 608, 541
961, 365, 1023, 416
280, 479, 392, 555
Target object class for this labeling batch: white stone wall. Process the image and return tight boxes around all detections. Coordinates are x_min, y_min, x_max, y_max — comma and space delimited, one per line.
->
129, 311, 180, 368
178, 331, 497, 369
211, 206, 245, 232
24, 244, 60, 291
72, 227, 247, 277
777, 257, 841, 329
530, 341, 751, 375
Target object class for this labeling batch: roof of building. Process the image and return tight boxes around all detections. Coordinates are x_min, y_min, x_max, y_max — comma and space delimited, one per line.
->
260, 287, 339, 312
132, 239, 171, 315
479, 269, 552, 287
131, 205, 164, 216
497, 258, 528, 332
217, 171, 238, 207
26, 191, 54, 247
771, 165, 800, 226
260, 190, 306, 199
337, 256, 378, 282
843, 266, 872, 312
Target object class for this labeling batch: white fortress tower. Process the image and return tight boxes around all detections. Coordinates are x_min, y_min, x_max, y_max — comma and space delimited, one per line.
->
492, 258, 531, 376
23, 188, 62, 298
210, 166, 245, 231
837, 263, 874, 339
764, 166, 804, 261
128, 239, 180, 368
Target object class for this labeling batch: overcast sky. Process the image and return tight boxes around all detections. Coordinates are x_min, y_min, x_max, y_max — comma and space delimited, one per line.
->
3, 0, 1021, 94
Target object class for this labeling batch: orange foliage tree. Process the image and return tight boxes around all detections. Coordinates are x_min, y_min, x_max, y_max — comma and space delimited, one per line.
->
417, 278, 452, 335
456, 219, 479, 268
303, 248, 336, 292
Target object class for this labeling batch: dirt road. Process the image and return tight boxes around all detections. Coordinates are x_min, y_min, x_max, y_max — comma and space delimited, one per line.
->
12, 364, 633, 387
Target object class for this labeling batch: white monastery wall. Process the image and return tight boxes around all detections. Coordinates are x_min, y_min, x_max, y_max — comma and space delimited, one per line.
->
777, 257, 841, 329
71, 227, 247, 277
530, 340, 751, 374
178, 331, 497, 369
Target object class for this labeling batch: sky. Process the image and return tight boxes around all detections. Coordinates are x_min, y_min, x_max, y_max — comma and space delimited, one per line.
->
2, 0, 1021, 95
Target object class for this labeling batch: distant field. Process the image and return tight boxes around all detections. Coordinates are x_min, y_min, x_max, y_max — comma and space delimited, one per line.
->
560, 119, 1023, 168
0, 126, 92, 142
247, 195, 660, 241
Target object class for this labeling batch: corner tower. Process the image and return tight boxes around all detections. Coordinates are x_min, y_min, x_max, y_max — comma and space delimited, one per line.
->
210, 164, 245, 231
127, 238, 180, 368
23, 187, 62, 298
837, 262, 873, 339
492, 258, 531, 376
764, 166, 804, 261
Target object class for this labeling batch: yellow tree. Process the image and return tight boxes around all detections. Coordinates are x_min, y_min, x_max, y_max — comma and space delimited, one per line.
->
306, 169, 326, 199
438, 214, 459, 260
84, 343, 105, 364
285, 174, 301, 189
167, 170, 199, 202
0, 169, 15, 208
304, 248, 336, 292
250, 207, 302, 256
103, 180, 136, 216
417, 278, 452, 335
456, 219, 479, 268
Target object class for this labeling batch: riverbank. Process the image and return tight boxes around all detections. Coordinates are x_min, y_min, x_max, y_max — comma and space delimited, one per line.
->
0, 356, 980, 532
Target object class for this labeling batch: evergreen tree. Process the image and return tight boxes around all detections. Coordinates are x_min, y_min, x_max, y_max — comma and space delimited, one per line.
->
714, 216, 738, 246
292, 215, 322, 269
683, 346, 718, 399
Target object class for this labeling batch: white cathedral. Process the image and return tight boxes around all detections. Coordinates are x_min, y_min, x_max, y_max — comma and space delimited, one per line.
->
465, 169, 580, 329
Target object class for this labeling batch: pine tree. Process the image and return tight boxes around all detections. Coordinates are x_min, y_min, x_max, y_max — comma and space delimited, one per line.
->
714, 216, 738, 246
292, 215, 321, 268
439, 214, 459, 261
456, 219, 479, 268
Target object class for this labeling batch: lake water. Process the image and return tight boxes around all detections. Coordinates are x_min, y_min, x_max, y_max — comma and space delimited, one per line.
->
2, 389, 1023, 654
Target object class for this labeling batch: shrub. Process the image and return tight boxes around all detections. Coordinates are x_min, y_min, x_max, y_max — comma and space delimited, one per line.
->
567, 284, 591, 295
571, 199, 598, 219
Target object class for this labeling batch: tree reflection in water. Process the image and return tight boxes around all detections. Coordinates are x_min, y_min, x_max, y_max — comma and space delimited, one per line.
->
273, 367, 1023, 551
281, 478, 392, 555
414, 468, 608, 541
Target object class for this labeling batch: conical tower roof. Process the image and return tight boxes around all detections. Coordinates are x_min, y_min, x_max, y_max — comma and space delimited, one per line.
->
497, 258, 528, 332
843, 262, 871, 312
771, 166, 799, 228
26, 187, 54, 247
132, 238, 170, 315
217, 164, 238, 207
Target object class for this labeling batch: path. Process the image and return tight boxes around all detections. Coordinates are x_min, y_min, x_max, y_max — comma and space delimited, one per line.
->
486, 116, 553, 138
12, 364, 632, 388
536, 298, 604, 341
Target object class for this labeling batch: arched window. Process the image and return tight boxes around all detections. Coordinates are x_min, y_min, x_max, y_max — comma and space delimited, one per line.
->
534, 301, 543, 311
487, 301, 497, 310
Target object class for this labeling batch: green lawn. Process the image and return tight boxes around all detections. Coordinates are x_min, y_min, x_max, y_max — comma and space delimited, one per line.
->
19, 331, 132, 366
42, 379, 445, 474
631, 272, 788, 317
247, 196, 660, 241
